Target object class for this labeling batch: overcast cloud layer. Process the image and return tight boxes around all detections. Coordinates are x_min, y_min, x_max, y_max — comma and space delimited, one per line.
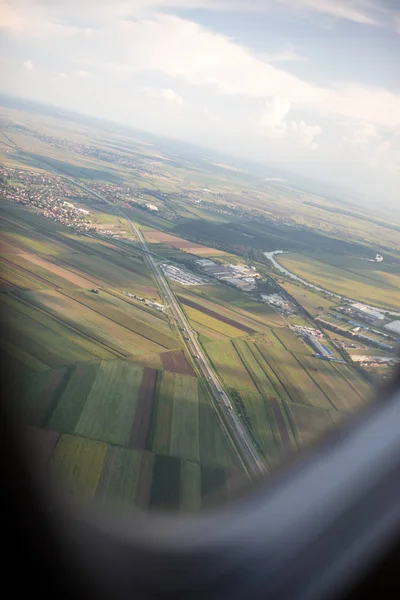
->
1, 0, 399, 207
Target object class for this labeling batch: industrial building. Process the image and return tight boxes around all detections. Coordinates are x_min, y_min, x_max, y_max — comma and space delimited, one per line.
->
196, 259, 216, 267
161, 264, 205, 286
305, 334, 333, 359
349, 303, 385, 322
385, 321, 400, 335
224, 277, 254, 290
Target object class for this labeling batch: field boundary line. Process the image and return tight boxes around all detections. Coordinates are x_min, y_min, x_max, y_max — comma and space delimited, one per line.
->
290, 352, 338, 410
58, 289, 173, 350
231, 339, 279, 454
8, 292, 127, 359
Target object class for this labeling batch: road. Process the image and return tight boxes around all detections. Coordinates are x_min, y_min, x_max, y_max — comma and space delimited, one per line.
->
70, 182, 266, 478
1, 132, 265, 478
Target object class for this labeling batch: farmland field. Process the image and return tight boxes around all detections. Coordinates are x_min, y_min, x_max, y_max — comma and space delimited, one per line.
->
204, 339, 282, 459
14, 361, 245, 511
143, 228, 226, 255
278, 253, 400, 310
1, 101, 390, 515
75, 360, 144, 445
293, 353, 366, 411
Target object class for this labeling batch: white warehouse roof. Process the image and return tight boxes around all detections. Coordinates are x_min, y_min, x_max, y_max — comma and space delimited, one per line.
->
385, 321, 400, 334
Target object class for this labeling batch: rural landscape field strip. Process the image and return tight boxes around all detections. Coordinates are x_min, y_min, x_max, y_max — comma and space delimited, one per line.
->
256, 345, 334, 410
134, 451, 155, 509
0, 253, 59, 288
293, 353, 364, 411
59, 289, 177, 350
2, 292, 124, 362
185, 317, 231, 342
151, 371, 175, 455
150, 454, 181, 510
2, 298, 109, 367
75, 360, 144, 446
247, 341, 292, 404
179, 287, 282, 332
170, 374, 199, 462
129, 368, 157, 449
269, 398, 292, 452
50, 434, 108, 501
201, 466, 227, 505
178, 296, 256, 334
232, 338, 285, 455
1, 337, 50, 371
288, 403, 336, 445
204, 339, 277, 459
49, 362, 101, 433
15, 366, 69, 427
331, 362, 371, 401
24, 290, 165, 357
198, 387, 238, 469
183, 305, 245, 338
180, 460, 202, 511
96, 446, 142, 512
271, 327, 309, 354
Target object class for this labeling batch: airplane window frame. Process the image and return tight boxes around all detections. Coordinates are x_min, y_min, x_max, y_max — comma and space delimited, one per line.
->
3, 367, 400, 599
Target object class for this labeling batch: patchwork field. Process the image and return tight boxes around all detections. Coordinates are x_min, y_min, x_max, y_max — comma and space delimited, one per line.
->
203, 331, 372, 461
0, 205, 184, 371
13, 359, 243, 511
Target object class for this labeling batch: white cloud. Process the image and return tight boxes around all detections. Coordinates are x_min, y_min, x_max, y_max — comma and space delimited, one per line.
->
23, 59, 32, 69
258, 97, 322, 148
139, 86, 157, 97
343, 121, 379, 148
139, 86, 184, 106
377, 140, 392, 154
102, 14, 400, 132
76, 70, 94, 78
299, 0, 377, 25
160, 88, 184, 106
57, 72, 69, 79
259, 96, 290, 138
291, 120, 322, 148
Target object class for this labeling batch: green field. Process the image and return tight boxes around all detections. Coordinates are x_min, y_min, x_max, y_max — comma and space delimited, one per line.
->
170, 374, 199, 461
293, 353, 366, 411
75, 360, 143, 445
204, 339, 282, 459
278, 253, 400, 311
13, 361, 244, 511
50, 435, 108, 502
279, 280, 339, 316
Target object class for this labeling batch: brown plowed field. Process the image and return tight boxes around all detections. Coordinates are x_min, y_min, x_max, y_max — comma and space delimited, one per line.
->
143, 230, 224, 255
161, 349, 196, 376
178, 297, 256, 335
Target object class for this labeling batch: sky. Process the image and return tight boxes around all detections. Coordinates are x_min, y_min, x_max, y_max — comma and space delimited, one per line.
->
1, 0, 399, 209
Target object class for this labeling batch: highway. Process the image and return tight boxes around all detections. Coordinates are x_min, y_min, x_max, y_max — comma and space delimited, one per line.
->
1, 131, 266, 478
72, 183, 266, 478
